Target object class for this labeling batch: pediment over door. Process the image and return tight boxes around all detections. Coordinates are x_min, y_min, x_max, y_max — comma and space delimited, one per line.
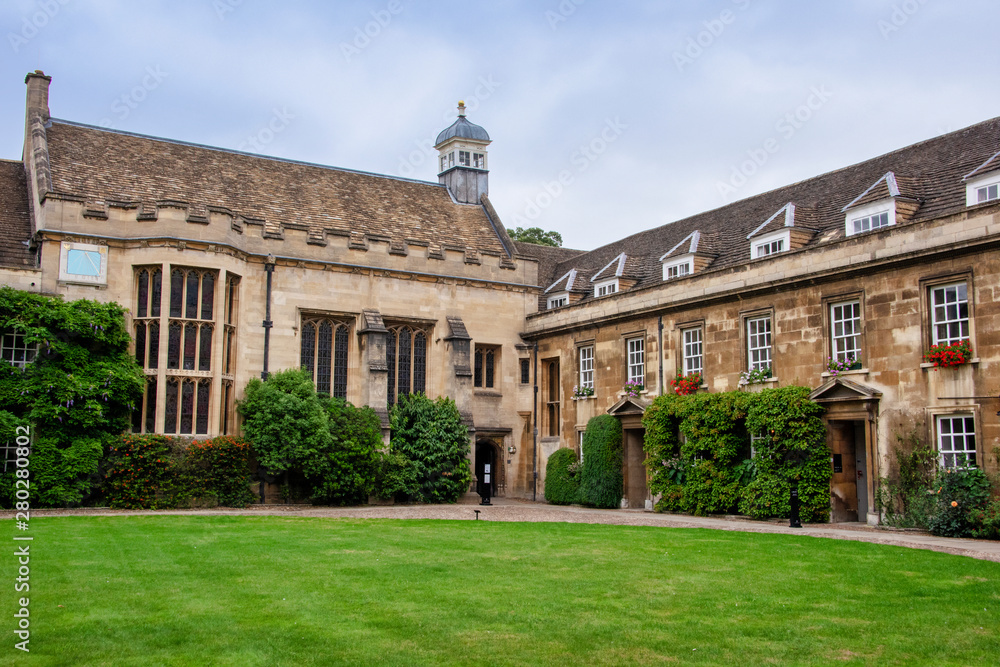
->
607, 396, 650, 429
809, 378, 881, 421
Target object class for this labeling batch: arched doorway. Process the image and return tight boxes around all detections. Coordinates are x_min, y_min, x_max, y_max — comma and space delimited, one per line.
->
475, 438, 502, 499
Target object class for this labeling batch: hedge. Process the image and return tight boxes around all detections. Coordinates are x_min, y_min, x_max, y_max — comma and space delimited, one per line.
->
545, 447, 581, 505
579, 414, 623, 509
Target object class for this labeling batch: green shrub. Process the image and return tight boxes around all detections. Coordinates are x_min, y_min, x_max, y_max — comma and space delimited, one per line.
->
579, 414, 623, 509
186, 436, 257, 508
971, 499, 1000, 540
642, 387, 831, 522
875, 431, 937, 529
103, 434, 177, 509
390, 393, 472, 503
373, 451, 419, 501
0, 287, 144, 507
302, 397, 382, 505
545, 448, 581, 505
928, 467, 991, 538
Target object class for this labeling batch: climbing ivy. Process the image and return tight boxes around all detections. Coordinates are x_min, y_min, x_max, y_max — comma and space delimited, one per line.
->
643, 387, 831, 522
0, 287, 145, 507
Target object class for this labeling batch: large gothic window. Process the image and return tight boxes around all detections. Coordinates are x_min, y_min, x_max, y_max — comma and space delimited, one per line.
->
300, 315, 351, 399
386, 324, 428, 406
132, 266, 239, 436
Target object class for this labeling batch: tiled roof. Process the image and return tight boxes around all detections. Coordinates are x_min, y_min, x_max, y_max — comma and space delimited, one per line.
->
0, 160, 34, 268
539, 117, 1000, 302
43, 121, 510, 257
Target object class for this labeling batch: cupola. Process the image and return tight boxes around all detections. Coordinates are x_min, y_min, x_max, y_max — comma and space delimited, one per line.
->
435, 101, 491, 204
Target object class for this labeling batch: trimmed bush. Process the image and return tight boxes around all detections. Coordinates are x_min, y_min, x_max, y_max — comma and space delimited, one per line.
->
103, 434, 177, 509
186, 436, 257, 508
579, 414, 623, 509
390, 393, 472, 503
545, 448, 581, 505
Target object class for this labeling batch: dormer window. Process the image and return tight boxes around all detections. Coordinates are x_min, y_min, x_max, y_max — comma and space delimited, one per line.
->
547, 293, 569, 309
751, 230, 789, 259
595, 280, 618, 297
845, 201, 895, 237
851, 211, 890, 234
965, 173, 1000, 207
663, 257, 693, 280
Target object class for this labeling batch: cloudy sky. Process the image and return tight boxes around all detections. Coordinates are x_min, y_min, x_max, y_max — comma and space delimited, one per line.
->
2, 1, 998, 250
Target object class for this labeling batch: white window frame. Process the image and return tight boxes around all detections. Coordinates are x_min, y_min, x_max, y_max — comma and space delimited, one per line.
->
936, 414, 977, 468
594, 279, 618, 297
0, 329, 37, 369
746, 316, 772, 372
626, 337, 644, 385
845, 200, 896, 237
830, 300, 862, 364
579, 345, 594, 390
662, 256, 693, 281
473, 152, 486, 169
459, 150, 471, 166
965, 172, 1000, 207
930, 282, 970, 346
682, 327, 703, 375
547, 293, 569, 309
59, 241, 108, 285
750, 230, 789, 259
439, 151, 455, 172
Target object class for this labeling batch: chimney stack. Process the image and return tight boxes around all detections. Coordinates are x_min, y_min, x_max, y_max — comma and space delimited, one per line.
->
24, 70, 51, 121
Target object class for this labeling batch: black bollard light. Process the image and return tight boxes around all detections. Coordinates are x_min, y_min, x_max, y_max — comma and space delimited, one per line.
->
789, 479, 802, 528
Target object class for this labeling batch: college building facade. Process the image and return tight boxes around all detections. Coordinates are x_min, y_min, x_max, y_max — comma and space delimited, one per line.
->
2, 71, 998, 520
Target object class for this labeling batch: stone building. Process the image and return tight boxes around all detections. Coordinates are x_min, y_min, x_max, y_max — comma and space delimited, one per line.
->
2, 71, 999, 520
520, 117, 1000, 522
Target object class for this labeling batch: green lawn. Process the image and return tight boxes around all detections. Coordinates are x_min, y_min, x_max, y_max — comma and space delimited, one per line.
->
3, 516, 999, 666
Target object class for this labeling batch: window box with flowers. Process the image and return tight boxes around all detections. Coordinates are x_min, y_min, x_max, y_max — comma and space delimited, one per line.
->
739, 366, 773, 387
670, 371, 702, 396
924, 340, 973, 367
825, 355, 863, 376
572, 385, 595, 399
623, 380, 645, 397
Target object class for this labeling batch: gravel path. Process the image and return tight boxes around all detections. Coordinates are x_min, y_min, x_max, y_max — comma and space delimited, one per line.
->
11, 498, 1000, 563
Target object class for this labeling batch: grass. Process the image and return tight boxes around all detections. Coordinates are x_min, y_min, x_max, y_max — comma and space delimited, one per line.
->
2, 516, 999, 666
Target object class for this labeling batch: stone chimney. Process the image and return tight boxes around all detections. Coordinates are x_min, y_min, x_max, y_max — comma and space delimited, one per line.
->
23, 70, 53, 229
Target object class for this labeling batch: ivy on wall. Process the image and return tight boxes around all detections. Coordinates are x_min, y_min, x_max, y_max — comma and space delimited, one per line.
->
0, 287, 145, 507
642, 386, 832, 522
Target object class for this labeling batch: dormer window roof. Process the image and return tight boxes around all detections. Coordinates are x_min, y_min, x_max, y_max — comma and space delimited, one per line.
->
963, 150, 1000, 207
659, 230, 716, 280
841, 172, 921, 236
747, 203, 815, 259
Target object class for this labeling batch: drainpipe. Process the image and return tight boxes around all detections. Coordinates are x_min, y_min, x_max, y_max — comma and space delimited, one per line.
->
658, 316, 664, 395
261, 254, 275, 381
533, 341, 539, 502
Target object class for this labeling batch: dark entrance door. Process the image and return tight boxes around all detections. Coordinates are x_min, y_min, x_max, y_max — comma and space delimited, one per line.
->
623, 427, 648, 509
475, 440, 496, 500
829, 420, 868, 522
